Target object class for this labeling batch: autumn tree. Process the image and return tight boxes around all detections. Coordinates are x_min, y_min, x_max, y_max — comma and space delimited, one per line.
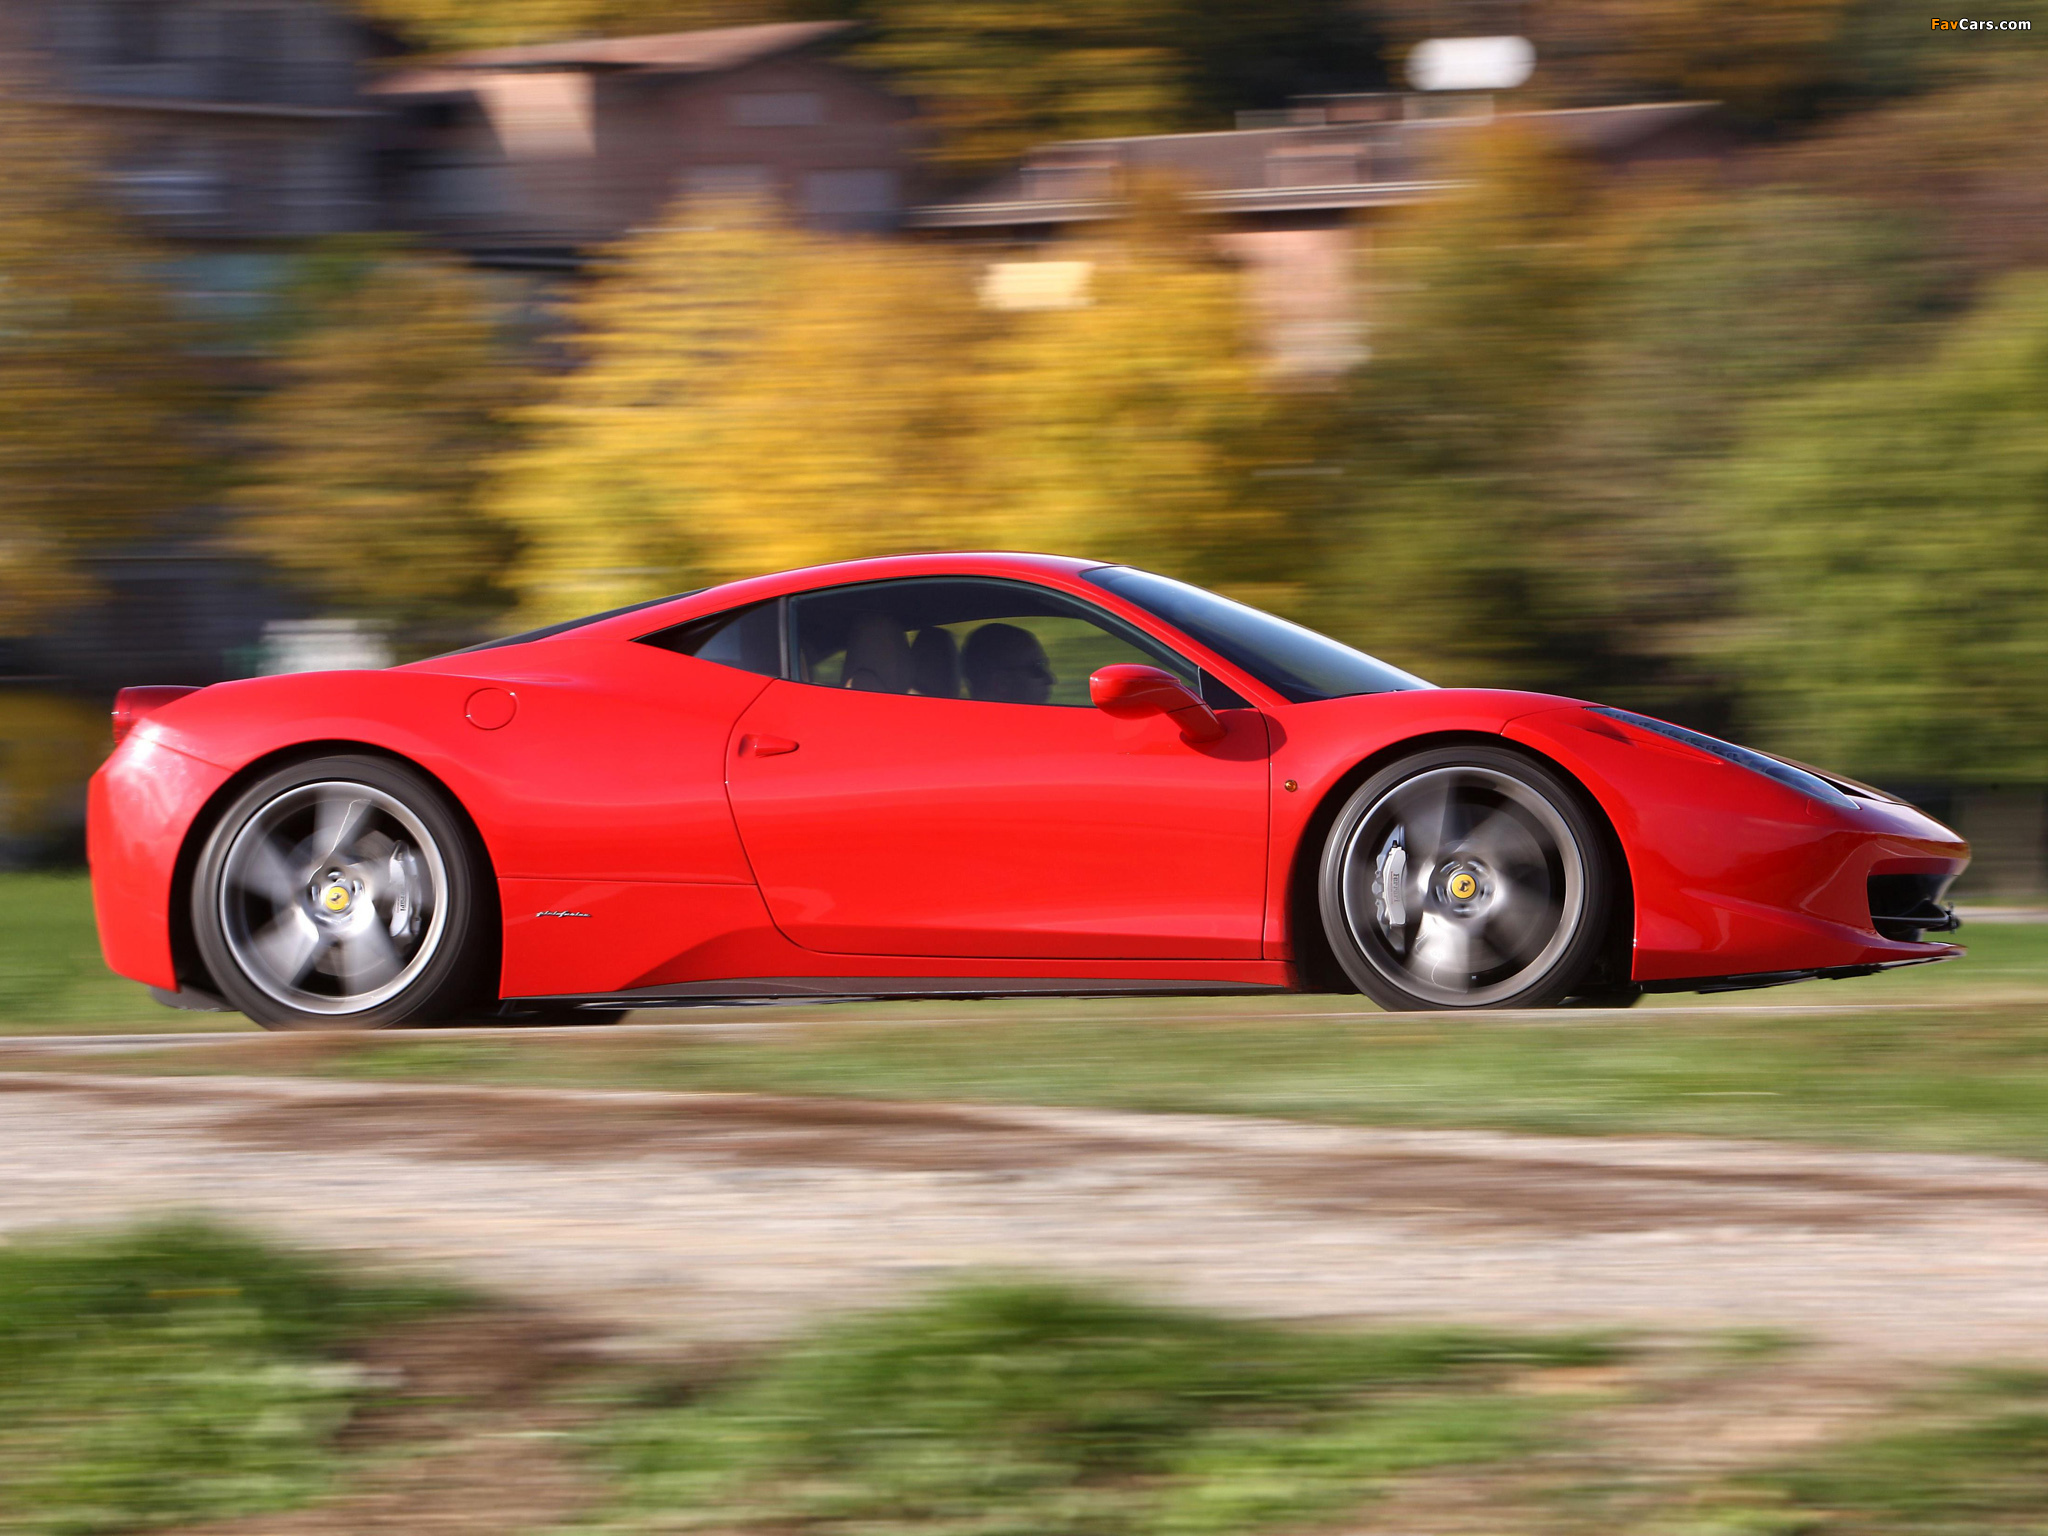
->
1717, 272, 2048, 782
1319, 128, 1619, 692
0, 92, 209, 631
977, 198, 1338, 604
494, 196, 1333, 623
854, 0, 1384, 177
233, 246, 529, 650
1316, 122, 1945, 720
489, 203, 833, 622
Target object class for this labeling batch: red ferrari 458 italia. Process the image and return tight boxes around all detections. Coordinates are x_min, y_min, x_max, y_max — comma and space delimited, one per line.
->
90, 553, 1967, 1028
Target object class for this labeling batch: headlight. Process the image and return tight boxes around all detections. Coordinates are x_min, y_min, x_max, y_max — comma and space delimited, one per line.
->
1588, 707, 1857, 810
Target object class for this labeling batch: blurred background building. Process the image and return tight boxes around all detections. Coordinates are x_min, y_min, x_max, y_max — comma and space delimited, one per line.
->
913, 97, 1729, 375
5, 0, 384, 246
374, 21, 923, 263
0, 0, 2041, 892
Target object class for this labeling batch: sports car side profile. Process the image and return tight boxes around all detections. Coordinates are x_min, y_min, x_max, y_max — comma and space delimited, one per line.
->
90, 552, 1968, 1028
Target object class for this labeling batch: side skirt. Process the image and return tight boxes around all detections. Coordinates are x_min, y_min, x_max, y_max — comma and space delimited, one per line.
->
1640, 954, 1957, 996
505, 975, 1297, 1012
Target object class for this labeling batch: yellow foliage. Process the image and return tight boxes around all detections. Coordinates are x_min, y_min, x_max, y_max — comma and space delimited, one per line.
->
0, 693, 105, 844
233, 250, 527, 639
493, 199, 1333, 623
355, 0, 766, 51
979, 228, 1322, 588
853, 0, 1184, 176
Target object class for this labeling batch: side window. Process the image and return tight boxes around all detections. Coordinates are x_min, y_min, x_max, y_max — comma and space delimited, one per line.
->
790, 578, 1225, 708
638, 600, 782, 678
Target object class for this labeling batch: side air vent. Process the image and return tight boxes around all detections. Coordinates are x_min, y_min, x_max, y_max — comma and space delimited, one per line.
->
1867, 873, 1960, 943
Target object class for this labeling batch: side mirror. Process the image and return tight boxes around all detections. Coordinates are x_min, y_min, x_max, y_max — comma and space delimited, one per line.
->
1089, 664, 1226, 744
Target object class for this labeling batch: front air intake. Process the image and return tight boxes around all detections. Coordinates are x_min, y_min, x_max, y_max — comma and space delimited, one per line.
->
1867, 873, 1960, 943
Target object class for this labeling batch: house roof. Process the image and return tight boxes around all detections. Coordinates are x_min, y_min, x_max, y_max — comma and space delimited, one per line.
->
909, 100, 1724, 229
1471, 101, 1721, 153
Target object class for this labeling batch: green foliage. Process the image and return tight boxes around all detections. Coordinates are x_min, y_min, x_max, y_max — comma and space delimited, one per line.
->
1325, 125, 1947, 721
495, 197, 1331, 623
590, 1281, 1606, 1534
1718, 271, 2048, 780
1326, 129, 1636, 693
1524, 188, 1937, 720
0, 1219, 460, 1536
0, 92, 211, 630
0, 872, 177, 1031
232, 244, 531, 650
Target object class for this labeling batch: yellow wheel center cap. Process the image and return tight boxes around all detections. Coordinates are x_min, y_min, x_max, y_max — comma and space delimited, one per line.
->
321, 885, 352, 914
1448, 872, 1478, 901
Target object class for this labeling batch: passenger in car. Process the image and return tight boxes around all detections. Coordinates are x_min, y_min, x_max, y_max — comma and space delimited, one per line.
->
962, 623, 1055, 705
842, 613, 914, 693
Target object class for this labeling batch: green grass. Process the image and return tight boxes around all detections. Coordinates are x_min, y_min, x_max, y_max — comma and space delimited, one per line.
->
0, 873, 225, 1032
15, 1218, 2048, 1536
0, 1218, 462, 1536
121, 980, 2048, 1162
581, 1281, 1612, 1536
29, 865, 2048, 1161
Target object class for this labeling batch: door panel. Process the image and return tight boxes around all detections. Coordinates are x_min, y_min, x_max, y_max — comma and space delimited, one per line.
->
726, 681, 1270, 958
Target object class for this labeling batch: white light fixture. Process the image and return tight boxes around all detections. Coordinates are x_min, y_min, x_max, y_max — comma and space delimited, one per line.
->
1407, 36, 1536, 92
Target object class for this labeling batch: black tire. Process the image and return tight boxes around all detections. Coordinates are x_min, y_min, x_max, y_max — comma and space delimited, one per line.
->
1318, 746, 1615, 1011
192, 754, 492, 1030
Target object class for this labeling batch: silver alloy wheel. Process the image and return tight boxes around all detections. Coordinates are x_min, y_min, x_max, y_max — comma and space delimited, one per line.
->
1337, 765, 1586, 1007
218, 780, 451, 1017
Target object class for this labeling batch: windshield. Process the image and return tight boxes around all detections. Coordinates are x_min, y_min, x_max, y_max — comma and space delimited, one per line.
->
1085, 567, 1432, 704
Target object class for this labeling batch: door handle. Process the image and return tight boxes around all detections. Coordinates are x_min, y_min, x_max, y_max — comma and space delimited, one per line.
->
739, 734, 799, 758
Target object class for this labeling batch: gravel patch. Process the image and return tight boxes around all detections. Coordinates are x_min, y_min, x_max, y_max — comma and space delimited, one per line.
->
7, 1071, 2048, 1361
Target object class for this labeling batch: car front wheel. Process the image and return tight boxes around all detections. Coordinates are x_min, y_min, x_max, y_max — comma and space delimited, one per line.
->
1318, 746, 1615, 1010
192, 755, 491, 1029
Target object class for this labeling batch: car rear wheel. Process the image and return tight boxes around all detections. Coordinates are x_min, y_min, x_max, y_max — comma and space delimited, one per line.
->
192, 755, 491, 1030
1319, 746, 1614, 1011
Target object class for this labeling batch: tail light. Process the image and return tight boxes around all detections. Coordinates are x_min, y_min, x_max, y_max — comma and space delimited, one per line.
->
112, 686, 201, 747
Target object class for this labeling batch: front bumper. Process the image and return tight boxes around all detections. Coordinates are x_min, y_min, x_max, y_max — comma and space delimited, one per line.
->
1504, 708, 1969, 987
